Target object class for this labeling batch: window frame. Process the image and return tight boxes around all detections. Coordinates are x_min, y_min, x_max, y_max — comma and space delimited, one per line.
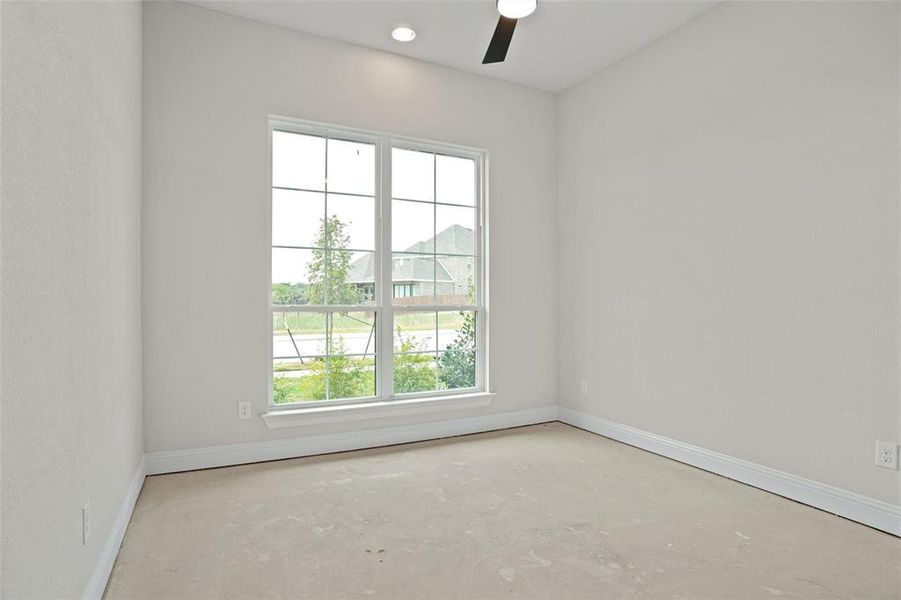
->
268, 116, 489, 409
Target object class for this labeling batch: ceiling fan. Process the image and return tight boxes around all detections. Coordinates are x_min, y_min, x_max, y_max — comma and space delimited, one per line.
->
482, 0, 537, 64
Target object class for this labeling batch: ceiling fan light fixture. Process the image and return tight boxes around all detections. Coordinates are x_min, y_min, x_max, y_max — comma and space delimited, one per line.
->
496, 0, 537, 19
391, 26, 416, 42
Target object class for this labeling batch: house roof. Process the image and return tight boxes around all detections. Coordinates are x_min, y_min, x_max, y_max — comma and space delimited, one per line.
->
348, 253, 454, 284
349, 225, 473, 284
405, 224, 474, 256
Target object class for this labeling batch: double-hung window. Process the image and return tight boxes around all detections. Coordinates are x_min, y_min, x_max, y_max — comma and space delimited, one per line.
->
270, 118, 486, 407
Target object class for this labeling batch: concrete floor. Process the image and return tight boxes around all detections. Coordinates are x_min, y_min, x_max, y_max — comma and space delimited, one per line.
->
105, 423, 901, 599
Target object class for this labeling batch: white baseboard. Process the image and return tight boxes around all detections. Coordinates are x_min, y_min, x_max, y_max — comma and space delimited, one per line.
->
558, 407, 901, 537
145, 406, 559, 475
82, 456, 146, 600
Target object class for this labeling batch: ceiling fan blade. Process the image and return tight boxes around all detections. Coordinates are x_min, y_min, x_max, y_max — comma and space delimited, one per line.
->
482, 16, 517, 64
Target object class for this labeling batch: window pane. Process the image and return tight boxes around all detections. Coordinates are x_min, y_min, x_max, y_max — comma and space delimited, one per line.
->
327, 343, 376, 400
272, 130, 325, 191
394, 353, 437, 394
392, 253, 435, 305
394, 311, 436, 352
331, 311, 377, 358
272, 311, 327, 404
435, 204, 476, 255
273, 359, 325, 404
327, 139, 375, 196
328, 194, 374, 251
327, 310, 377, 401
436, 255, 475, 305
347, 251, 376, 304
328, 311, 375, 400
273, 311, 328, 359
393, 283, 414, 298
392, 199, 434, 253
272, 311, 378, 404
438, 350, 476, 390
437, 311, 475, 351
329, 250, 374, 305
436, 155, 475, 206
392, 148, 434, 201
272, 189, 323, 248
272, 248, 318, 305
437, 310, 476, 391
327, 353, 376, 400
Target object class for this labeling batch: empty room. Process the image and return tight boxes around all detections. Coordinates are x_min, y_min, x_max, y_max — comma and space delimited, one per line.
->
1, 0, 900, 598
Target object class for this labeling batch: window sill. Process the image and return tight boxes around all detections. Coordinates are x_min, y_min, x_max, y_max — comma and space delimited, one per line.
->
261, 392, 495, 429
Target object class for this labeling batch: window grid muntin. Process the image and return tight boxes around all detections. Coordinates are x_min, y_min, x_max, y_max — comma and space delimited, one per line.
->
270, 119, 485, 408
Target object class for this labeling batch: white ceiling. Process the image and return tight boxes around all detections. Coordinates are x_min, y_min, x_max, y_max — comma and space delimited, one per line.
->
184, 0, 718, 93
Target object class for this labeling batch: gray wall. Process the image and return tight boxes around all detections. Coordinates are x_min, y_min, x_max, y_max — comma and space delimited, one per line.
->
557, 1, 900, 504
142, 2, 557, 453
0, 1, 144, 597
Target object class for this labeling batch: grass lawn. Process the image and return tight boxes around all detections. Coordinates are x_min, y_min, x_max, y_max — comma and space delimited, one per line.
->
273, 310, 471, 336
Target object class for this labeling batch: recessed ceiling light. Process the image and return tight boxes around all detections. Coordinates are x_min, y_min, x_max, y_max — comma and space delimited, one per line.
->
496, 0, 537, 19
391, 26, 416, 42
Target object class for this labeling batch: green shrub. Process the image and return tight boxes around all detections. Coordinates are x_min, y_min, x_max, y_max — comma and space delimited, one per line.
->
272, 376, 295, 404
393, 328, 435, 393
438, 311, 475, 389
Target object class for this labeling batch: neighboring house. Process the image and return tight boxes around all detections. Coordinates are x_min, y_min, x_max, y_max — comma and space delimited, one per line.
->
350, 224, 474, 303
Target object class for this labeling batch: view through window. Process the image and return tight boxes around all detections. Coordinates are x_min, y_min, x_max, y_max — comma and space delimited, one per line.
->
271, 122, 484, 405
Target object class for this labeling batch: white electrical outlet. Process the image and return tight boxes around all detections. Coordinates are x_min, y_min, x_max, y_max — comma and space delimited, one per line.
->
82, 501, 90, 546
875, 441, 898, 470
580, 379, 589, 395
238, 401, 252, 420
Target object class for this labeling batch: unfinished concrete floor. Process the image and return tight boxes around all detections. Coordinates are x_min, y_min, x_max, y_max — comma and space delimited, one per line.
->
105, 423, 901, 599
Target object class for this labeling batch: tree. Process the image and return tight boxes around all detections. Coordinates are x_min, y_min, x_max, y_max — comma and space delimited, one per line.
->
306, 216, 361, 305
272, 282, 308, 305
306, 216, 369, 400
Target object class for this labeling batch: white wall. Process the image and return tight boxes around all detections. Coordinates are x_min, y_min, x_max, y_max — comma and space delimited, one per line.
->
557, 1, 900, 505
142, 2, 557, 453
0, 1, 144, 597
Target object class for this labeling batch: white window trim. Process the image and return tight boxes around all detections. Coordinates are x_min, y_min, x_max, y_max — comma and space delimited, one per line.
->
262, 392, 495, 428
267, 116, 490, 419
